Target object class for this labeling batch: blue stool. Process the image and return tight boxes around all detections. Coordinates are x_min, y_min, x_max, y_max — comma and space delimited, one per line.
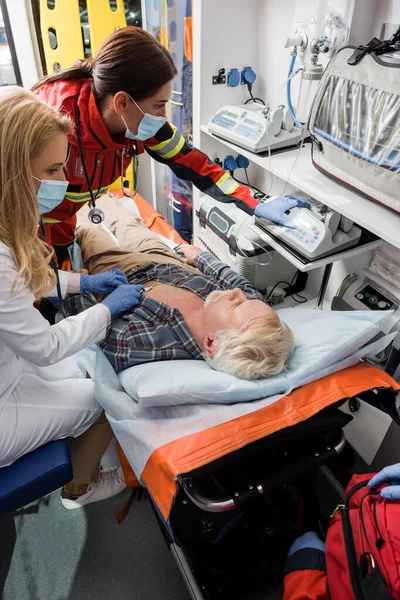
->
0, 439, 72, 516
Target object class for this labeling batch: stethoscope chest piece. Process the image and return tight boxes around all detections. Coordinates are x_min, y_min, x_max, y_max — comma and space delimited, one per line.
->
88, 207, 105, 224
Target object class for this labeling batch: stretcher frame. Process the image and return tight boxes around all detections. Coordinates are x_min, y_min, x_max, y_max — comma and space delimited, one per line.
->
151, 386, 398, 600
93, 192, 400, 599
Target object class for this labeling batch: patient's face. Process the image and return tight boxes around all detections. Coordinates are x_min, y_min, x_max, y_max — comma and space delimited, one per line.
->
203, 289, 277, 333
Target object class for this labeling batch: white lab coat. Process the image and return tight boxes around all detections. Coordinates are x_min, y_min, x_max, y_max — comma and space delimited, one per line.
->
0, 242, 111, 467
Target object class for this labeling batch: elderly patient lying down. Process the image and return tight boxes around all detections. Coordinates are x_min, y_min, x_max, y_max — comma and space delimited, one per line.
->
65, 197, 294, 380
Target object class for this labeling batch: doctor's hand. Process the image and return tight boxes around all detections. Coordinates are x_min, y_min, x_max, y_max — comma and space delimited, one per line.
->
254, 195, 311, 229
80, 269, 128, 294
101, 284, 145, 317
177, 244, 203, 265
368, 463, 400, 500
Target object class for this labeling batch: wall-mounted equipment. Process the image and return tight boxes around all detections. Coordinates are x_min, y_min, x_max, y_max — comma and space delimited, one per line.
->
208, 103, 303, 154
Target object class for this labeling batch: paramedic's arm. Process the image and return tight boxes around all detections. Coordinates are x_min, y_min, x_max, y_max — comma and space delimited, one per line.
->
283, 533, 329, 600
144, 124, 310, 224
0, 249, 110, 367
144, 122, 258, 215
283, 569, 329, 600
180, 246, 263, 300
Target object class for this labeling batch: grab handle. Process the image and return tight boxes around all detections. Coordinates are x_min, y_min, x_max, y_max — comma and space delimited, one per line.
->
178, 431, 345, 513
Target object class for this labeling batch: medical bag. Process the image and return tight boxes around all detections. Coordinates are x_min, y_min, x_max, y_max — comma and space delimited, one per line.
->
309, 29, 400, 214
326, 473, 400, 600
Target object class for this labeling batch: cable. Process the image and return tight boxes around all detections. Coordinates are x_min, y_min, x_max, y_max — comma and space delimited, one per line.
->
229, 171, 268, 198
289, 270, 308, 304
245, 83, 265, 106
39, 219, 67, 318
289, 270, 297, 286
292, 293, 308, 304
243, 168, 270, 200
269, 68, 303, 113
75, 99, 96, 209
280, 126, 307, 196
264, 65, 304, 197
265, 271, 308, 305
51, 256, 68, 317
265, 280, 292, 303
253, 191, 268, 201
244, 96, 266, 105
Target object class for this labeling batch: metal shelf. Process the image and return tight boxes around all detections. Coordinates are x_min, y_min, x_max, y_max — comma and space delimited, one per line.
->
249, 219, 382, 272
201, 126, 400, 251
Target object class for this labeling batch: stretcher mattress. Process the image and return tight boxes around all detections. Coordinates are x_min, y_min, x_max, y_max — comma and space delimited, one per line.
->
79, 192, 400, 518
78, 339, 399, 520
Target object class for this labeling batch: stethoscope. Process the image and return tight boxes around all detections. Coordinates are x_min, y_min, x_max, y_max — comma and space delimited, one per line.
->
38, 103, 139, 317
39, 219, 67, 318
75, 99, 139, 225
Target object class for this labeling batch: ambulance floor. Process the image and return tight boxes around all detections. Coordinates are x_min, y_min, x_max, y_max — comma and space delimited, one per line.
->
0, 487, 284, 600
0, 437, 283, 600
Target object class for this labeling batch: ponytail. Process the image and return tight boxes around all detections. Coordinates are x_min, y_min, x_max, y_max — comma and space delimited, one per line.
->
31, 59, 94, 91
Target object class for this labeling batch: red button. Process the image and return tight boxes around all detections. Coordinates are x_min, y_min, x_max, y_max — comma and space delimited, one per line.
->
316, 231, 319, 235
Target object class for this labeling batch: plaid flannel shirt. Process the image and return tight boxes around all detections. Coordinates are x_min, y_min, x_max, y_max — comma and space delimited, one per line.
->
64, 252, 263, 372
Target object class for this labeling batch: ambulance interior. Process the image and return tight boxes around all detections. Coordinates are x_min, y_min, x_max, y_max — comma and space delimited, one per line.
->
1, 1, 400, 599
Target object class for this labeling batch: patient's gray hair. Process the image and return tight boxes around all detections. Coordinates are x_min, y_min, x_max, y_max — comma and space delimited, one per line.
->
205, 314, 295, 380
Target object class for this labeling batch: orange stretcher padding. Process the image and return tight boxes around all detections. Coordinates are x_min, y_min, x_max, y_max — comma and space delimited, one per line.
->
141, 363, 399, 520
123, 190, 185, 245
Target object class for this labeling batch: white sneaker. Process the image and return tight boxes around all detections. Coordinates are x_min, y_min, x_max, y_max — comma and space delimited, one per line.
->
61, 466, 127, 510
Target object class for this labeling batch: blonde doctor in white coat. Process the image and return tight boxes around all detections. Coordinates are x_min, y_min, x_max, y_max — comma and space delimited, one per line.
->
0, 87, 144, 509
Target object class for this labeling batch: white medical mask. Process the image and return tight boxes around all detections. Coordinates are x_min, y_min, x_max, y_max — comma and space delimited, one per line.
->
122, 95, 167, 141
33, 176, 69, 216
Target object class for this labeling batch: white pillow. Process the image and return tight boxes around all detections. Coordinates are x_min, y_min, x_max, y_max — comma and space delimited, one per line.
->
118, 309, 392, 407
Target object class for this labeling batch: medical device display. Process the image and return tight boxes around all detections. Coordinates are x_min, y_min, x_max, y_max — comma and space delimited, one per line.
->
193, 194, 272, 290
208, 104, 303, 154
255, 197, 361, 260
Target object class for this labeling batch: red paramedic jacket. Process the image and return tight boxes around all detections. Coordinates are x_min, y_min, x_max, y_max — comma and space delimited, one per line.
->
35, 79, 258, 247
283, 544, 329, 599
284, 565, 329, 600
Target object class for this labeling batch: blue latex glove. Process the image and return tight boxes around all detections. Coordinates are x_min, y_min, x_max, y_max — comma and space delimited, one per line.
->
368, 463, 400, 500
80, 269, 128, 294
288, 531, 326, 557
101, 284, 144, 317
254, 195, 311, 229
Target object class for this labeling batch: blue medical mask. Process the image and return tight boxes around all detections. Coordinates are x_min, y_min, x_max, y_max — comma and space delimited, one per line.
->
122, 95, 167, 141
33, 176, 69, 216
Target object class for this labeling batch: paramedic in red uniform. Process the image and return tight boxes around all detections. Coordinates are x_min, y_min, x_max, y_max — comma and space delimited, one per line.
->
33, 26, 308, 265
282, 463, 400, 599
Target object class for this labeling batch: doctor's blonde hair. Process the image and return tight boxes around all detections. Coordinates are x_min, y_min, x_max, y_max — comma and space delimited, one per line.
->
206, 314, 295, 380
0, 86, 71, 298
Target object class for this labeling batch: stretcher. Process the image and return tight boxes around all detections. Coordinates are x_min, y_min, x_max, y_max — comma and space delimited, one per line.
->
79, 192, 400, 600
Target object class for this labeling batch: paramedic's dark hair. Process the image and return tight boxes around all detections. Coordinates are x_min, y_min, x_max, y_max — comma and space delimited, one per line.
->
32, 27, 177, 106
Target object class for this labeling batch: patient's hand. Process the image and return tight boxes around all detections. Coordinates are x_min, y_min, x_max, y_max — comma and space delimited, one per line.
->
177, 245, 203, 265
